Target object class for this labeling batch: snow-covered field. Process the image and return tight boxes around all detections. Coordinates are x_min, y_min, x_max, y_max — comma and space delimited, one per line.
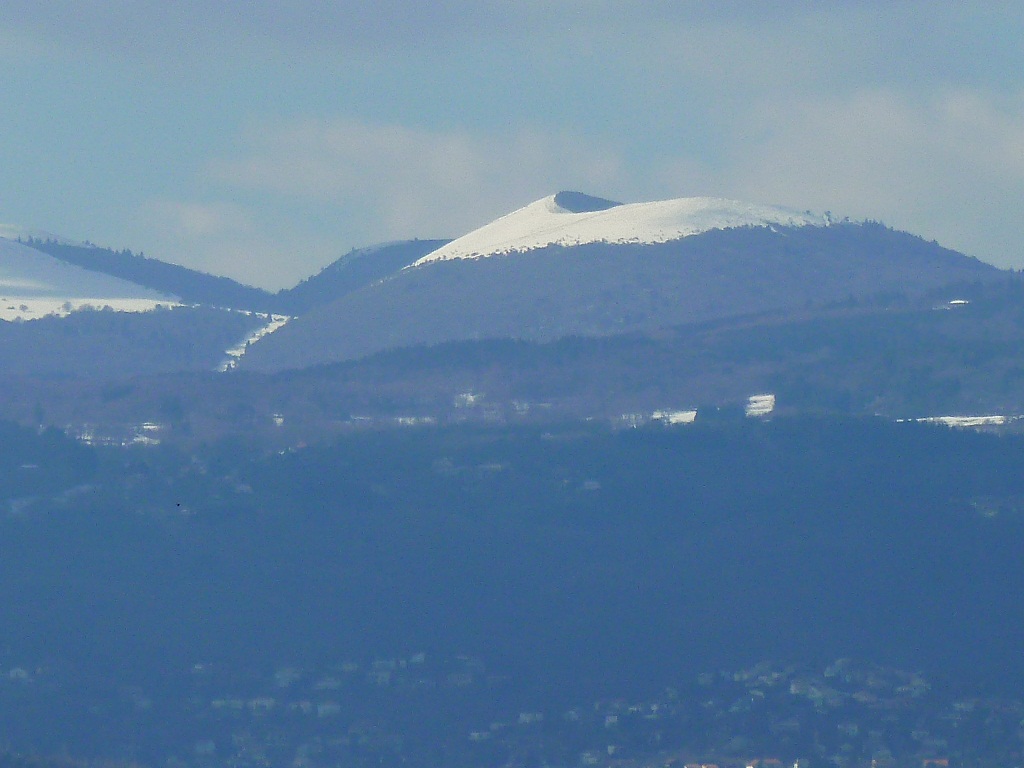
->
0, 237, 176, 320
413, 193, 829, 266
0, 297, 175, 321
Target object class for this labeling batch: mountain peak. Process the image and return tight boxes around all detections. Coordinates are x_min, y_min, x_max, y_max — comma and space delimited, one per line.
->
412, 193, 830, 267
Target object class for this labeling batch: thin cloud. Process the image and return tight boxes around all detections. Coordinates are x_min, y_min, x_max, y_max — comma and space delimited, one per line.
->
128, 197, 342, 290
0, 1, 882, 62
138, 200, 254, 240
124, 121, 626, 289
208, 118, 626, 242
0, 1, 605, 58
3, 1, 1023, 284
159, 89, 1024, 286
689, 87, 1024, 266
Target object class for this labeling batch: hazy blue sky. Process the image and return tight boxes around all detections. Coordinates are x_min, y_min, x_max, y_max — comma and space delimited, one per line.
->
2, 1, 1022, 289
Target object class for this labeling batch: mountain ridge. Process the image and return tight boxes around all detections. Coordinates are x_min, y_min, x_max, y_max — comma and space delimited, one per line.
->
276, 239, 449, 315
0, 238, 175, 321
241, 216, 1001, 372
24, 238, 278, 312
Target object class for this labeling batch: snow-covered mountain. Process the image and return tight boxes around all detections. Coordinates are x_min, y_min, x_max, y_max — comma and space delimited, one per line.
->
0, 192, 1006, 376
239, 192, 1002, 372
0, 238, 176, 320
413, 192, 829, 265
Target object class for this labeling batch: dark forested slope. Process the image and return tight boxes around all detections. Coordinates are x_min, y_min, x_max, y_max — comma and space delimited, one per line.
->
11, 274, 1021, 436
275, 239, 449, 314
0, 305, 267, 378
27, 240, 276, 311
2, 418, 1022, 695
242, 223, 1001, 371
2, 418, 1023, 762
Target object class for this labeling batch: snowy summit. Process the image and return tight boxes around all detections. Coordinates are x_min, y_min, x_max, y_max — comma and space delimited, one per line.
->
412, 192, 830, 267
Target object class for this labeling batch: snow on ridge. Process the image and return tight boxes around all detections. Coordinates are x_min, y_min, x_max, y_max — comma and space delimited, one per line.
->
411, 193, 830, 267
218, 313, 291, 372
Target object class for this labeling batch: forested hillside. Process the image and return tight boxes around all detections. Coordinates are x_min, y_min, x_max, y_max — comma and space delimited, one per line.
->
26, 239, 277, 311
242, 223, 1001, 371
0, 305, 268, 378
1, 418, 1023, 765
275, 239, 449, 314
2, 277, 1023, 438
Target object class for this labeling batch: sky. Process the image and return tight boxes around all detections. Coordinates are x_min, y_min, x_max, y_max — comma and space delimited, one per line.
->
1, 1, 1023, 290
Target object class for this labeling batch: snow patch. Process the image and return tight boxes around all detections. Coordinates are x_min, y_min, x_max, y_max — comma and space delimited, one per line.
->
412, 194, 829, 267
218, 313, 291, 371
0, 297, 174, 322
